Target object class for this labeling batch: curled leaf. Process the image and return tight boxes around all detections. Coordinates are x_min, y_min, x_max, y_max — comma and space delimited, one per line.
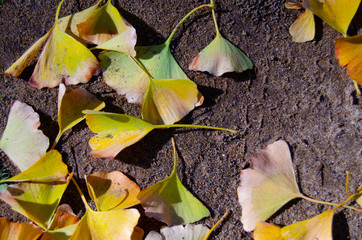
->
189, 34, 253, 76
145, 224, 209, 240
286, 2, 315, 43
280, 209, 334, 240
0, 100, 49, 172
0, 217, 43, 240
237, 140, 303, 232
335, 34, 362, 86
303, 0, 361, 36
0, 173, 73, 229
69, 208, 140, 240
138, 140, 210, 226
54, 83, 105, 147
86, 171, 140, 211
253, 222, 282, 240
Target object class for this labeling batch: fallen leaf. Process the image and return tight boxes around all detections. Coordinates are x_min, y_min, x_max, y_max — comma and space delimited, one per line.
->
86, 171, 140, 211
77, 0, 137, 55
0, 100, 49, 172
145, 224, 209, 240
84, 110, 235, 158
280, 209, 334, 240
355, 192, 362, 207
253, 222, 283, 240
303, 0, 361, 36
69, 208, 140, 240
335, 34, 362, 86
131, 227, 144, 240
237, 140, 303, 232
189, 34, 253, 76
0, 217, 43, 240
285, 3, 315, 43
54, 83, 105, 147
99, 52, 202, 125
0, 173, 73, 229
0, 150, 68, 184
29, 0, 99, 89
137, 139, 210, 225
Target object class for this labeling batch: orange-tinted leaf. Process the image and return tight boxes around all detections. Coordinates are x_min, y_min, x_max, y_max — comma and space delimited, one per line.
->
86, 171, 140, 211
303, 0, 361, 36
281, 209, 334, 240
0, 101, 49, 172
253, 222, 283, 240
0, 218, 43, 240
237, 140, 302, 232
335, 34, 362, 85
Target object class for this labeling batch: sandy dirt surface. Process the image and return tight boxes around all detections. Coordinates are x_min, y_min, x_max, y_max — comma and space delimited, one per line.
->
0, 0, 361, 239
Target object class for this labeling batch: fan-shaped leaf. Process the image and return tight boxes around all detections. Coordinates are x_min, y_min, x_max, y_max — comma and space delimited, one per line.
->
86, 171, 140, 211
145, 224, 209, 240
253, 222, 282, 240
0, 217, 43, 240
237, 140, 302, 232
189, 34, 253, 76
285, 3, 315, 43
0, 101, 49, 172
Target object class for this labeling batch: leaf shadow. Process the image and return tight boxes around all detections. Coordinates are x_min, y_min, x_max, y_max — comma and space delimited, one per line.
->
114, 129, 175, 169
222, 68, 256, 83
347, 3, 362, 36
313, 16, 324, 42
136, 204, 166, 236
332, 211, 350, 240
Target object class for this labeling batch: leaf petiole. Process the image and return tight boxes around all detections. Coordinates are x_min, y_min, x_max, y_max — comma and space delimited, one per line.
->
202, 210, 230, 240
210, 0, 220, 36
154, 123, 237, 133
71, 177, 90, 210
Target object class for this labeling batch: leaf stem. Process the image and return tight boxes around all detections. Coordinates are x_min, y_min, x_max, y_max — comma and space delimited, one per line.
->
202, 210, 230, 240
301, 193, 362, 212
128, 55, 153, 79
55, 0, 66, 23
353, 81, 361, 96
50, 130, 62, 150
345, 171, 351, 196
165, 4, 214, 46
71, 177, 89, 209
171, 138, 178, 175
154, 124, 237, 133
210, 0, 220, 36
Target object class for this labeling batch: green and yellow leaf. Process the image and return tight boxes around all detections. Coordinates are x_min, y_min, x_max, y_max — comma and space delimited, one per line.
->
0, 101, 49, 172
237, 140, 303, 232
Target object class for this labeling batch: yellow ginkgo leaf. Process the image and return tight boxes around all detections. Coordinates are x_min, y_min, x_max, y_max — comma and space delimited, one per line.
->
69, 208, 140, 240
86, 171, 140, 211
0, 217, 43, 240
0, 101, 49, 172
0, 150, 68, 184
237, 140, 303, 232
145, 224, 210, 240
53, 83, 105, 148
280, 209, 334, 240
335, 34, 362, 87
303, 0, 361, 37
285, 2, 315, 43
0, 173, 73, 229
253, 222, 283, 240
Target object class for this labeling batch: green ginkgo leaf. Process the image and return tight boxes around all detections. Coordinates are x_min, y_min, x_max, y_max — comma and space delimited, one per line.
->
0, 173, 73, 229
0, 101, 49, 172
189, 2, 252, 76
53, 83, 105, 148
86, 171, 140, 211
83, 110, 236, 158
137, 139, 210, 226
0, 150, 68, 184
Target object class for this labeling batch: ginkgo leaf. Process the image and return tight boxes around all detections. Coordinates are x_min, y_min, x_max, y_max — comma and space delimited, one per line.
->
77, 0, 137, 56
285, 3, 315, 43
189, 34, 253, 76
99, 51, 203, 125
84, 110, 235, 158
280, 209, 334, 240
54, 83, 105, 148
303, 0, 361, 37
41, 204, 79, 240
131, 227, 144, 240
0, 150, 68, 184
29, 0, 99, 89
354, 192, 362, 207
237, 140, 303, 232
137, 140, 210, 226
0, 173, 73, 229
86, 171, 140, 211
0, 100, 49, 172
253, 222, 282, 240
145, 224, 210, 240
69, 208, 140, 240
335, 35, 362, 86
0, 217, 43, 240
